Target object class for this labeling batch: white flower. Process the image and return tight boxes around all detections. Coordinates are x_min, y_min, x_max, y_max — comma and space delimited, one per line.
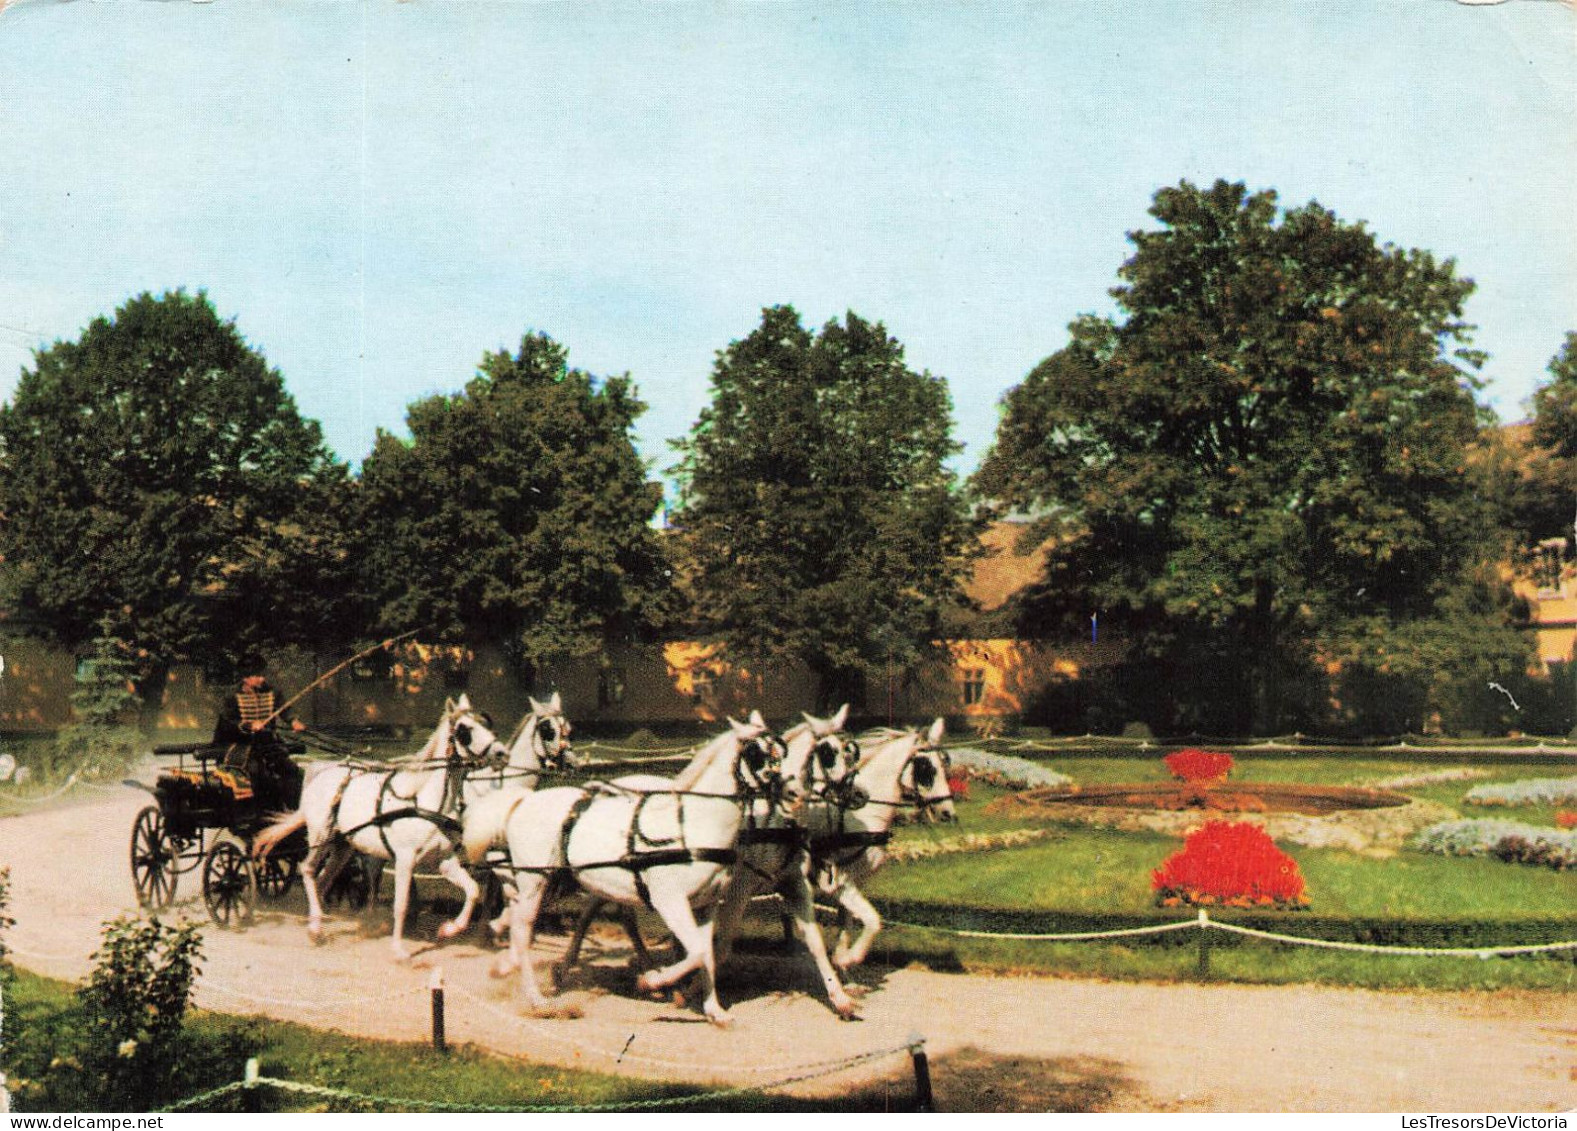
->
117, 1040, 138, 1059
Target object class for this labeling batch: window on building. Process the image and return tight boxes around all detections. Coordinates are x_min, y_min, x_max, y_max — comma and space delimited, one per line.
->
962, 668, 986, 706
598, 667, 627, 709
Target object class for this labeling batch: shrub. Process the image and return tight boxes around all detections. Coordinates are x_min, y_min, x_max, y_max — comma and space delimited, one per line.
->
1463, 777, 1577, 809
11, 916, 210, 1111
1412, 818, 1577, 871
1163, 749, 1234, 784
1151, 821, 1308, 909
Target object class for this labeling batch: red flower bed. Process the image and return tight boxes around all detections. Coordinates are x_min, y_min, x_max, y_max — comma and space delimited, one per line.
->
1152, 820, 1308, 909
1163, 748, 1234, 784
1556, 810, 1577, 831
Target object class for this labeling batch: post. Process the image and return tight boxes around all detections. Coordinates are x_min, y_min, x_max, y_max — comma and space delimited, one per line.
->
1195, 908, 1212, 980
430, 968, 447, 1054
243, 1057, 261, 1113
908, 1033, 935, 1112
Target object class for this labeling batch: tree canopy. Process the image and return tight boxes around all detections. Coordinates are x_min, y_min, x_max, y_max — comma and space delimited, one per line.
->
353, 332, 673, 670
975, 179, 1526, 734
671, 305, 979, 708
0, 290, 347, 701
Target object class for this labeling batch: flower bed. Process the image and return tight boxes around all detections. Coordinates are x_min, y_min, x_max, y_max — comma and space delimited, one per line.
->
1412, 818, 1577, 871
1462, 777, 1577, 808
1164, 748, 1233, 784
1370, 768, 1489, 791
1151, 820, 1308, 908
945, 747, 1072, 790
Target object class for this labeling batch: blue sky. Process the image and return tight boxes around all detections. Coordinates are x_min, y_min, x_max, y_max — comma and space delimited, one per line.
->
0, 0, 1572, 490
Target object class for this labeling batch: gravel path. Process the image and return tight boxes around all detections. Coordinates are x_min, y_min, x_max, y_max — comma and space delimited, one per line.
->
2, 787, 1574, 1112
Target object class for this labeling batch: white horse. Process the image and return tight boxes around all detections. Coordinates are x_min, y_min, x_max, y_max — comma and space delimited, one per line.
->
808, 718, 954, 971
255, 695, 514, 960
556, 705, 865, 1018
469, 692, 580, 801
463, 712, 788, 1026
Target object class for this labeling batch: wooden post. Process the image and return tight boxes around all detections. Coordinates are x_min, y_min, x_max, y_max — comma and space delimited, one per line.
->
430, 968, 447, 1054
908, 1033, 935, 1112
1195, 908, 1212, 980
243, 1057, 261, 1113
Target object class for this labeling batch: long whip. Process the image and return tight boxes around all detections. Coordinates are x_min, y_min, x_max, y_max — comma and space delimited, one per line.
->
260, 628, 424, 728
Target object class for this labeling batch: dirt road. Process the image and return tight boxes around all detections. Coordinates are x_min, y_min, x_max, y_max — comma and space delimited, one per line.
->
2, 787, 1573, 1112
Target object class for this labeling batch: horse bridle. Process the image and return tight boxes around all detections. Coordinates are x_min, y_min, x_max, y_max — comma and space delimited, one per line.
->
803, 733, 864, 807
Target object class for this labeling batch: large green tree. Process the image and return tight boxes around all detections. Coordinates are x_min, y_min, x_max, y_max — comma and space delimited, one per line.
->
0, 290, 349, 707
354, 332, 672, 673
1503, 333, 1577, 551
975, 180, 1527, 735
671, 305, 979, 710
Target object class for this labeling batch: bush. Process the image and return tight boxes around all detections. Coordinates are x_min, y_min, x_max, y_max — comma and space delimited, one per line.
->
1151, 821, 1308, 909
1412, 818, 1577, 872
1163, 749, 1234, 784
2, 916, 258, 1112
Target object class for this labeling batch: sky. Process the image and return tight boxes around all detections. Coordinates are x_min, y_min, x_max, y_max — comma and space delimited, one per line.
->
0, 0, 1573, 494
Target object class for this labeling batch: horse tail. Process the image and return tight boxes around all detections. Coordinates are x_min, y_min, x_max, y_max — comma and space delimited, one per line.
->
252, 810, 306, 859
462, 786, 525, 865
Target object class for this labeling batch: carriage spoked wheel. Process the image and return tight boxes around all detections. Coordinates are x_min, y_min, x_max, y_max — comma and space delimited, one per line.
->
255, 853, 297, 900
130, 805, 179, 908
202, 834, 257, 927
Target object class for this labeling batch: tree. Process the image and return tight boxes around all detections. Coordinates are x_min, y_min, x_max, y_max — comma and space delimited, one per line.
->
975, 179, 1526, 735
671, 306, 979, 710
1503, 334, 1577, 551
354, 332, 673, 673
0, 291, 348, 708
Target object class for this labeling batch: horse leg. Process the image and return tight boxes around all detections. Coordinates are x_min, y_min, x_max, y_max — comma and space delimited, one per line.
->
832, 883, 882, 971
387, 851, 418, 962
299, 838, 332, 943
435, 854, 481, 940
486, 874, 517, 944
619, 906, 651, 970
497, 874, 579, 1018
636, 885, 728, 1027
779, 870, 857, 1018
552, 897, 601, 988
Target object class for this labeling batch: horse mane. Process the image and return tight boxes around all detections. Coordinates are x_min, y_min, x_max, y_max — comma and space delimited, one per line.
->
853, 727, 916, 771
399, 713, 453, 767
672, 725, 744, 791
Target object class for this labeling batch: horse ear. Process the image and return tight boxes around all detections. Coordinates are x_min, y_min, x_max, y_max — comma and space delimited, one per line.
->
549, 691, 562, 713
726, 715, 747, 735
748, 709, 766, 731
832, 703, 850, 730
455, 693, 472, 712
928, 717, 946, 745
443, 696, 457, 715
529, 695, 544, 714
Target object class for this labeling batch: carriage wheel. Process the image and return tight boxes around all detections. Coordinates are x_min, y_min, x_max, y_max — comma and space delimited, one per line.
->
256, 853, 296, 900
130, 806, 178, 908
324, 855, 371, 912
202, 838, 256, 927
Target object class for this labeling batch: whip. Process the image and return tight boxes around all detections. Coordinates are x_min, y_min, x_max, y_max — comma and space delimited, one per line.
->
259, 629, 424, 729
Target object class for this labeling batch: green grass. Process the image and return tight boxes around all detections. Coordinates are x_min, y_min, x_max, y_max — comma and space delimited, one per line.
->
2, 969, 923, 1114
858, 756, 1577, 991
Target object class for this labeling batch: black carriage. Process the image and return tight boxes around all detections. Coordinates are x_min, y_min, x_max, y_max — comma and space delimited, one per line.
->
128, 741, 372, 926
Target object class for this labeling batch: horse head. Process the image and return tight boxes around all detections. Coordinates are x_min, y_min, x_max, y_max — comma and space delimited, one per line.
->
898, 717, 955, 824
509, 691, 579, 777
726, 710, 789, 805
442, 695, 511, 770
782, 703, 861, 808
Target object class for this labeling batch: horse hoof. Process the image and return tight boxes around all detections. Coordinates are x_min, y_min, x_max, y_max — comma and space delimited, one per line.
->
529, 1001, 584, 1020
437, 921, 462, 940
833, 997, 859, 1020
490, 957, 517, 979
705, 1009, 734, 1030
